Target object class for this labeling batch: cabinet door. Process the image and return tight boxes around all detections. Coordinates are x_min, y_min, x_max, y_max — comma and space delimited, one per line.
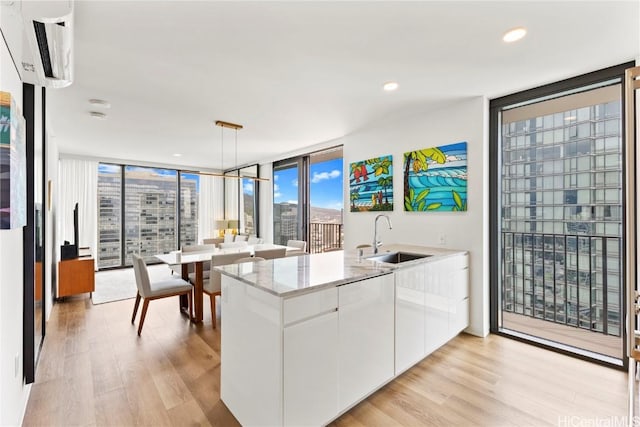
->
424, 260, 450, 355
338, 274, 394, 411
284, 311, 338, 427
395, 264, 426, 374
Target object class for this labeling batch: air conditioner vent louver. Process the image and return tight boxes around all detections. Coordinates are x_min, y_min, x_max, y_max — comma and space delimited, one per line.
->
33, 21, 54, 78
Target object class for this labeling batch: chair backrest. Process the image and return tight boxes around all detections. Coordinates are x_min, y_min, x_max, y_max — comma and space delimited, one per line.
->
132, 254, 152, 297
287, 239, 307, 252
247, 236, 263, 245
181, 244, 215, 272
219, 241, 249, 249
203, 237, 224, 246
224, 233, 235, 243
234, 256, 266, 264
205, 251, 252, 294
234, 234, 248, 242
211, 251, 252, 267
254, 247, 287, 260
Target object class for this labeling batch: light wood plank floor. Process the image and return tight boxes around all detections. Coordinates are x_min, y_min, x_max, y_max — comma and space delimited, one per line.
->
23, 295, 628, 426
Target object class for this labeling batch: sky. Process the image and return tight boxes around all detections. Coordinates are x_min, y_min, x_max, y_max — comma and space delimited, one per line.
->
273, 158, 343, 210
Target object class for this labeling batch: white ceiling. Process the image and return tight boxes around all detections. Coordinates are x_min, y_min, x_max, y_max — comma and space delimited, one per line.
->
47, 1, 639, 171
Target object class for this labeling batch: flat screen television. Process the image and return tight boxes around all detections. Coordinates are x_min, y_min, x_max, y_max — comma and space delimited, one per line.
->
61, 202, 79, 260
73, 202, 79, 251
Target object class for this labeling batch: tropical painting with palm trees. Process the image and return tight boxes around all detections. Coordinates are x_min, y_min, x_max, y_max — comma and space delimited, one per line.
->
349, 155, 393, 212
404, 142, 467, 212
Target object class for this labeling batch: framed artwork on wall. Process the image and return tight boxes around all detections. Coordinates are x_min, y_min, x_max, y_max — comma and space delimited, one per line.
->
403, 141, 467, 212
349, 155, 393, 212
0, 90, 27, 229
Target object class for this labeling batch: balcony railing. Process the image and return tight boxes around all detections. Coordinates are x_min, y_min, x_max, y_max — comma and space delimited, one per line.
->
501, 231, 622, 337
309, 222, 343, 254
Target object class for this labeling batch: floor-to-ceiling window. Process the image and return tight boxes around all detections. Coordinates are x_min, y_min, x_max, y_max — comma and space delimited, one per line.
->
97, 163, 200, 268
179, 172, 199, 245
273, 147, 343, 252
490, 63, 633, 365
222, 164, 259, 236
97, 164, 122, 268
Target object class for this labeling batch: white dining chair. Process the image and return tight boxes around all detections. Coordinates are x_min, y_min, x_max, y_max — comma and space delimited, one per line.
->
247, 236, 263, 245
203, 251, 251, 328
234, 234, 248, 242
254, 247, 287, 260
182, 244, 216, 282
219, 241, 249, 249
286, 239, 307, 256
131, 254, 193, 336
234, 256, 266, 264
223, 233, 235, 243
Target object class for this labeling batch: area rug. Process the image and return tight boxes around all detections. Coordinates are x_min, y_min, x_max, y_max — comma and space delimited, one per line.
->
92, 264, 176, 304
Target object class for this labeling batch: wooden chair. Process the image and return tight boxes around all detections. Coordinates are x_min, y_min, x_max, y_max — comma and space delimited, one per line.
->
182, 244, 216, 282
286, 239, 307, 256
131, 254, 193, 336
204, 251, 251, 328
254, 247, 287, 260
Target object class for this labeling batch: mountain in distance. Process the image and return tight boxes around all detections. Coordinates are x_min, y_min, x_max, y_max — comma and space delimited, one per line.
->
311, 205, 343, 224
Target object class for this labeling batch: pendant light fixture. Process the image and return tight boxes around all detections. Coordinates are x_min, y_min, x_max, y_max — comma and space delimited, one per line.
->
184, 120, 268, 181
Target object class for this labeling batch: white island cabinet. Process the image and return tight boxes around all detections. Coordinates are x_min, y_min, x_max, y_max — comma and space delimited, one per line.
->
338, 274, 395, 411
283, 288, 339, 426
218, 247, 468, 427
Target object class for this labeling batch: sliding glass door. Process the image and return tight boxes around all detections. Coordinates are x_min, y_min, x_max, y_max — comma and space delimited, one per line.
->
490, 63, 632, 365
273, 147, 343, 252
273, 159, 303, 245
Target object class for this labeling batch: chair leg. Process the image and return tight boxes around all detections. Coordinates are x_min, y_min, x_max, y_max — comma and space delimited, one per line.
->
138, 299, 150, 336
211, 294, 217, 329
187, 290, 193, 322
132, 292, 141, 324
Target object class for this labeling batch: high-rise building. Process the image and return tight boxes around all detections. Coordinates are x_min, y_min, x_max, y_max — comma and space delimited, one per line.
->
500, 99, 622, 338
97, 167, 199, 268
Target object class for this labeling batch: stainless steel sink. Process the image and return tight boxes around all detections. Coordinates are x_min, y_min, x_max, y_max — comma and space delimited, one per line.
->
367, 251, 432, 264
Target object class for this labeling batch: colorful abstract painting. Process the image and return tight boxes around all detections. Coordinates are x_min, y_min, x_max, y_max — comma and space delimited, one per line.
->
404, 142, 467, 212
349, 155, 393, 212
0, 91, 27, 229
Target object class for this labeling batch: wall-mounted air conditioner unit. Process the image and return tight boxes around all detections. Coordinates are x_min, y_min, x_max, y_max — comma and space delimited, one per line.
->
21, 0, 74, 88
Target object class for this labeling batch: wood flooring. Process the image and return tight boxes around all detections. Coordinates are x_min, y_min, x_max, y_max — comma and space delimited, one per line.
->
23, 295, 628, 426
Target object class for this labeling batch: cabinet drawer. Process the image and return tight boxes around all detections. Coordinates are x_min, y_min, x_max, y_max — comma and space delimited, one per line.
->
283, 287, 338, 326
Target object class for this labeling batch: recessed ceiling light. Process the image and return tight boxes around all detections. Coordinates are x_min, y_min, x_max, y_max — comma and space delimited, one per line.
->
383, 81, 399, 92
172, 153, 182, 157
89, 111, 107, 120
89, 99, 111, 108
503, 27, 527, 43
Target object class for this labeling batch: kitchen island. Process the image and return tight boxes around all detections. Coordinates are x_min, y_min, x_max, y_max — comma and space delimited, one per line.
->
217, 244, 468, 427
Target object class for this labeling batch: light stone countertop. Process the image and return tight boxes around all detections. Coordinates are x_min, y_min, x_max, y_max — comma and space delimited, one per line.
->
216, 244, 467, 298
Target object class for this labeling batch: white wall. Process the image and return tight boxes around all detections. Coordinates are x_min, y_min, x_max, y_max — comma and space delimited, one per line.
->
46, 136, 59, 318
341, 97, 489, 337
0, 26, 31, 427
258, 162, 274, 243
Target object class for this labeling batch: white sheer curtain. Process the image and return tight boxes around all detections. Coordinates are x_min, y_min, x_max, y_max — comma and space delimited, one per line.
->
197, 175, 224, 242
58, 158, 98, 258
225, 177, 239, 224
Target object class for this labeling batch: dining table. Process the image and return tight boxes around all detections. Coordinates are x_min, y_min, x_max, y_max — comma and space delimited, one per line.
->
155, 243, 296, 323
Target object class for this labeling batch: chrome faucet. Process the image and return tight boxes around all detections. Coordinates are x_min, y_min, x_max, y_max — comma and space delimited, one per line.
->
373, 214, 393, 254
